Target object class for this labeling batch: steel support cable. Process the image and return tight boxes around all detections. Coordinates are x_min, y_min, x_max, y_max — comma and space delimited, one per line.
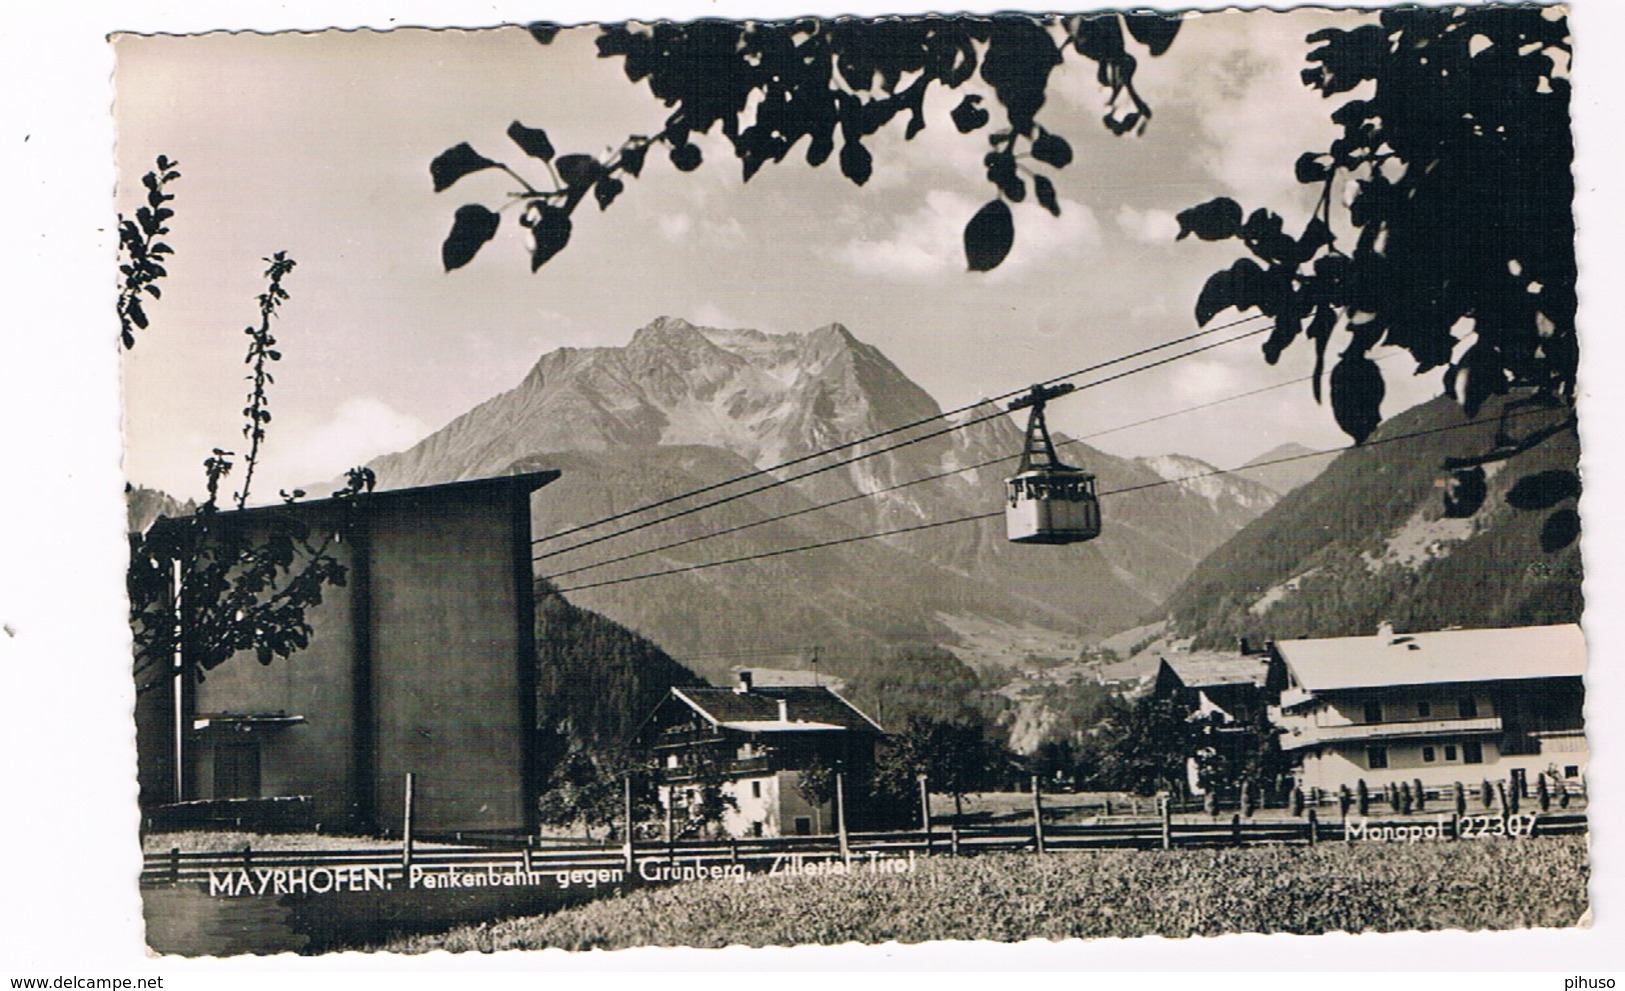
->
550, 403, 1563, 595
529, 312, 1273, 548
544, 369, 1329, 582
533, 321, 1274, 564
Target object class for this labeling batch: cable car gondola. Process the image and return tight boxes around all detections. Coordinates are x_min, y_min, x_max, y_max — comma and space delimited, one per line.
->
1005, 383, 1101, 545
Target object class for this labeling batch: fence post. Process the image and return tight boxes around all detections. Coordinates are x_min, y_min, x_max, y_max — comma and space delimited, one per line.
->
665, 784, 676, 865
522, 846, 533, 875
170, 846, 180, 884
835, 771, 851, 863
1104, 795, 1112, 817
623, 774, 636, 876
1307, 809, 1319, 846
1159, 795, 1172, 851
401, 772, 416, 873
1230, 813, 1241, 846
1031, 776, 1047, 855
951, 826, 961, 857
917, 774, 933, 854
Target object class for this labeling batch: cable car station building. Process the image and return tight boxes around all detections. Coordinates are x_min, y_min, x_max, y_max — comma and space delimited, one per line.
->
134, 471, 559, 836
1270, 624, 1587, 795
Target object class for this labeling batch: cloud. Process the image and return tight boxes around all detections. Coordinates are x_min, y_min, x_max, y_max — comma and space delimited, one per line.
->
657, 211, 746, 246
259, 397, 431, 492
658, 213, 693, 241
1116, 205, 1180, 244
1160, 10, 1364, 221
690, 302, 748, 330
837, 188, 1101, 282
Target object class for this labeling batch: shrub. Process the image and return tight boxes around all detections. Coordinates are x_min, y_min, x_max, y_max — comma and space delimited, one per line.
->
1357, 780, 1370, 817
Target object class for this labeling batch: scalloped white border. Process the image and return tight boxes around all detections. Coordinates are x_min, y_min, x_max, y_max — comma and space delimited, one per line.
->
3, 0, 1619, 975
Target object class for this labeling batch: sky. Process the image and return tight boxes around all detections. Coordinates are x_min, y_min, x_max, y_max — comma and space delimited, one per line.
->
112, 8, 1451, 501
4, 0, 1625, 974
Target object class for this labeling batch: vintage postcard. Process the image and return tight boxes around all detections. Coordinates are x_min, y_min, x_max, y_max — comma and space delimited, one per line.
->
98, 1, 1603, 963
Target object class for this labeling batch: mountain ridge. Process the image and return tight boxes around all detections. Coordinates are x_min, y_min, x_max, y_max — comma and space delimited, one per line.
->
356, 316, 1280, 681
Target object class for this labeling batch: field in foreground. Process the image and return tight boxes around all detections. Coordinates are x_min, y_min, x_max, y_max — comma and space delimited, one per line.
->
379, 836, 1588, 951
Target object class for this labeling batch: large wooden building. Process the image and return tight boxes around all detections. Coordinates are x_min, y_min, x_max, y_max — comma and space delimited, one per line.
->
637, 671, 886, 838
1271, 624, 1587, 794
134, 471, 559, 835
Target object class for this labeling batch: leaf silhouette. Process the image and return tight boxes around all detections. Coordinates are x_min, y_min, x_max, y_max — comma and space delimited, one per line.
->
431, 143, 498, 192
1442, 467, 1486, 518
1507, 470, 1581, 511
1176, 197, 1242, 241
507, 121, 555, 162
1330, 355, 1384, 444
442, 205, 500, 271
527, 205, 573, 271
1540, 508, 1580, 552
964, 200, 1014, 272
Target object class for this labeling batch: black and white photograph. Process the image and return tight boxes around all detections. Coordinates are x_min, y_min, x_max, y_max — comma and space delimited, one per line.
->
4, 0, 1623, 973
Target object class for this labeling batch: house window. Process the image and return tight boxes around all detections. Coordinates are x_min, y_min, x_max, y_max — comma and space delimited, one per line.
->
1565, 765, 1580, 779
751, 781, 762, 799
1363, 700, 1383, 723
1416, 701, 1432, 718
1444, 744, 1458, 761
794, 816, 812, 836
1462, 741, 1484, 764
1422, 746, 1436, 762
1367, 746, 1389, 770
1459, 697, 1478, 719
750, 821, 763, 837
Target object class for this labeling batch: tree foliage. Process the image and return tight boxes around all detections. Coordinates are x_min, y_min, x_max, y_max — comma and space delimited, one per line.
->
535, 744, 658, 839
123, 161, 370, 693
1098, 693, 1192, 797
1178, 7, 1575, 452
117, 155, 179, 349
433, 14, 1180, 274
874, 714, 1013, 820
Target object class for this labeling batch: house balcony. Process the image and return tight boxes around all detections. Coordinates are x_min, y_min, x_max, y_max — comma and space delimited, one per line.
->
651, 729, 727, 750
1280, 715, 1503, 751
659, 755, 774, 784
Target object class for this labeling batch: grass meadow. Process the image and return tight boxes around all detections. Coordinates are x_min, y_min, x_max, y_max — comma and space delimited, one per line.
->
378, 834, 1589, 951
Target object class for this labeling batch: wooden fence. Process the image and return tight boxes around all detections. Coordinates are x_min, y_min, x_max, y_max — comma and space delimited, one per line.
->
141, 809, 1588, 887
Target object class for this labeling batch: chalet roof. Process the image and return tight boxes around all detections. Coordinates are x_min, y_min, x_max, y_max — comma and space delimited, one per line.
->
670, 685, 885, 735
1158, 652, 1271, 690
1274, 624, 1586, 693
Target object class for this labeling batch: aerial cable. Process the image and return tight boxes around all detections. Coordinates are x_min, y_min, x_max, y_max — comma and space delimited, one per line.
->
544, 368, 1332, 582
530, 312, 1273, 548
549, 403, 1560, 595
533, 320, 1274, 564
